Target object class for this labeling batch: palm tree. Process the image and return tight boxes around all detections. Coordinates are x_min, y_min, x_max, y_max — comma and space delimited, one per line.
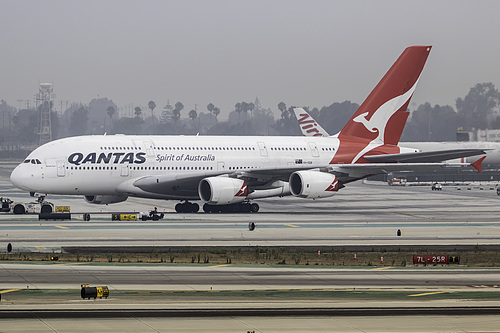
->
107, 106, 115, 118
188, 109, 197, 128
172, 102, 183, 122
148, 101, 156, 118
207, 103, 214, 114
278, 102, 289, 120
207, 103, 216, 124
105, 106, 115, 133
148, 101, 156, 134
213, 107, 220, 123
134, 106, 142, 118
235, 102, 242, 122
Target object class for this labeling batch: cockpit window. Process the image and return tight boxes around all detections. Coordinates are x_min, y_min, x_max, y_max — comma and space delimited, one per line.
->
31, 160, 36, 164
24, 159, 31, 163
36, 159, 41, 164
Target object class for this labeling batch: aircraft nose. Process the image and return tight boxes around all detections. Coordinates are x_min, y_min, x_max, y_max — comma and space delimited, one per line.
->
10, 164, 30, 191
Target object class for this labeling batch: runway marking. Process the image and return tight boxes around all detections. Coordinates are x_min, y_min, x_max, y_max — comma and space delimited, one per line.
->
125, 288, 470, 295
392, 212, 435, 220
284, 224, 300, 228
55, 226, 68, 229
209, 264, 230, 268
408, 291, 450, 297
35, 246, 46, 249
0, 288, 22, 294
371, 267, 393, 270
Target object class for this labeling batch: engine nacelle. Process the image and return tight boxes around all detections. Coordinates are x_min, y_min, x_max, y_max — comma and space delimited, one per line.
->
289, 171, 339, 199
198, 177, 247, 205
84, 195, 128, 205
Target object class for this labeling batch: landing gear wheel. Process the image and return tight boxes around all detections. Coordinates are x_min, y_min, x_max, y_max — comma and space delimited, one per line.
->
175, 201, 200, 213
175, 203, 182, 213
202, 202, 259, 213
248, 222, 256, 231
41, 204, 52, 214
83, 213, 91, 221
13, 204, 26, 215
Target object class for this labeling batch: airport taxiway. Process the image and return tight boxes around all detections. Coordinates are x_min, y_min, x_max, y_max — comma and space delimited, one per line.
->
2, 178, 500, 250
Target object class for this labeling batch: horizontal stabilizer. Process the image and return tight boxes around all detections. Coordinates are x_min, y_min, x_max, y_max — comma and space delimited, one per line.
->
471, 156, 486, 173
363, 149, 489, 163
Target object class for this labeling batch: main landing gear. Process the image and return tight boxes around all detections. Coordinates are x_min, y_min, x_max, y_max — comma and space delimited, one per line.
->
174, 201, 260, 213
203, 202, 259, 213
175, 201, 200, 213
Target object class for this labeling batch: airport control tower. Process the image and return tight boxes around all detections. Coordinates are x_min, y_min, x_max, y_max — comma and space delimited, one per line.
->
36, 83, 53, 145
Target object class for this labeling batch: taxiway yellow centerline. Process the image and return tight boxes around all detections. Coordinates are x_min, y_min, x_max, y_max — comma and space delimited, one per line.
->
409, 291, 451, 297
0, 288, 22, 294
392, 212, 435, 220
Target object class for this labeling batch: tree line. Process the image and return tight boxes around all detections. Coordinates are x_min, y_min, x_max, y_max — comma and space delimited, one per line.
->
1, 82, 500, 149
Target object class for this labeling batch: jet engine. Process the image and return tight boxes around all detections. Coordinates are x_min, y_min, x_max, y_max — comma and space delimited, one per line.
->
289, 171, 339, 199
198, 177, 247, 205
84, 195, 128, 205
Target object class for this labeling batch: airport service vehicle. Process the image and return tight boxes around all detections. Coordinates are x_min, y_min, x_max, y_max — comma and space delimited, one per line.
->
11, 199, 54, 215
431, 182, 443, 191
10, 46, 486, 213
1, 197, 13, 212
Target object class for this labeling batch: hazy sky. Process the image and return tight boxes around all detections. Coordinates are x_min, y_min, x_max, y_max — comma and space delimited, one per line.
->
1, 0, 500, 118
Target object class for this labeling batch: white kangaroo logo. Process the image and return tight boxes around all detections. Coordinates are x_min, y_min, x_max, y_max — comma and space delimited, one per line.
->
350, 78, 420, 163
352, 112, 378, 133
352, 78, 420, 144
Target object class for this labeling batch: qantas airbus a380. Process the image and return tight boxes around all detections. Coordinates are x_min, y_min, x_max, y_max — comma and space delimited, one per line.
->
10, 46, 487, 213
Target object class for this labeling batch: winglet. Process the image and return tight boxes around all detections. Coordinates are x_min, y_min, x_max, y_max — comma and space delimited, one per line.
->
471, 156, 486, 173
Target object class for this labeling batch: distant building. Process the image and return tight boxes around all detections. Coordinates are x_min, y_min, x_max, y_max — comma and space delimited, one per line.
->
457, 128, 500, 142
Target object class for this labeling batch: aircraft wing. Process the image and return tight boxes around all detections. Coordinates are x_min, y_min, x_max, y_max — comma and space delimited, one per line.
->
128, 156, 486, 196
363, 149, 488, 163
331, 157, 485, 182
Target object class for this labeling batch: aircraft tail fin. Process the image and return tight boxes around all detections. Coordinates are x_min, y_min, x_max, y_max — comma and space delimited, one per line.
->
293, 108, 330, 137
339, 46, 431, 145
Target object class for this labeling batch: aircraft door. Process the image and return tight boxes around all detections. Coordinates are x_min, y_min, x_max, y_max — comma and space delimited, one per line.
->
308, 142, 320, 157
143, 140, 155, 156
56, 161, 66, 177
121, 165, 129, 177
257, 142, 268, 157
217, 162, 225, 171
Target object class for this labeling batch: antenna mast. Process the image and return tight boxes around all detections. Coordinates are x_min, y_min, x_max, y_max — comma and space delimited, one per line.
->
36, 83, 53, 145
